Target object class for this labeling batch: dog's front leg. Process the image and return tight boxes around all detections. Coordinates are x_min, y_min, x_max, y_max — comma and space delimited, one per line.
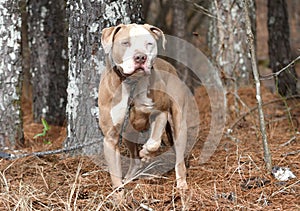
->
103, 133, 123, 189
139, 111, 167, 162
124, 138, 141, 182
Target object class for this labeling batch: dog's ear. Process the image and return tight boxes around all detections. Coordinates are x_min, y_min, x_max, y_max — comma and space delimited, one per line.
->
101, 24, 123, 54
143, 24, 166, 50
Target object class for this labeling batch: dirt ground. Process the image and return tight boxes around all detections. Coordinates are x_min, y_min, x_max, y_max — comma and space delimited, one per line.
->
0, 85, 299, 210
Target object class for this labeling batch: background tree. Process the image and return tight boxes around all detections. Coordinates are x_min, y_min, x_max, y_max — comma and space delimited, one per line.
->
0, 0, 24, 148
27, 0, 68, 125
64, 0, 144, 155
208, 0, 256, 88
267, 0, 297, 96
171, 0, 191, 90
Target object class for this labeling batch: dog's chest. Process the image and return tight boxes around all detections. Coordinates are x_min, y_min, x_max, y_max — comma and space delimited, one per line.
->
110, 78, 154, 127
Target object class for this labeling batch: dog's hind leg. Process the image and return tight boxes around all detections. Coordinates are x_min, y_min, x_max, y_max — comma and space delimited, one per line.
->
172, 105, 188, 190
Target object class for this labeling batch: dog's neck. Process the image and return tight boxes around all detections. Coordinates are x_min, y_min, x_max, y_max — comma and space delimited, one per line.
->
106, 54, 154, 108
133, 76, 154, 108
113, 66, 127, 82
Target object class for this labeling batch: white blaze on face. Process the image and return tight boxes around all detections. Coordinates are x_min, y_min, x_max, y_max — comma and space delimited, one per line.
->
119, 25, 157, 75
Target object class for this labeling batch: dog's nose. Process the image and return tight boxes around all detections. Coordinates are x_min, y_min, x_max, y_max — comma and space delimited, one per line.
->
134, 53, 147, 64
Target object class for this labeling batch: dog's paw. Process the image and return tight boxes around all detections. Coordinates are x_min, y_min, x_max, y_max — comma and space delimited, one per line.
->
111, 187, 125, 205
139, 138, 161, 162
139, 147, 152, 162
144, 138, 161, 152
177, 180, 188, 190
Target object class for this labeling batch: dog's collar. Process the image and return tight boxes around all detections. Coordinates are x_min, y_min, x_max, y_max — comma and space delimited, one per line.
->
113, 66, 128, 82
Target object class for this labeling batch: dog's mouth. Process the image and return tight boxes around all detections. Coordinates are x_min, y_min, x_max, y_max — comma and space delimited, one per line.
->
134, 66, 145, 73
133, 64, 151, 75
114, 64, 152, 81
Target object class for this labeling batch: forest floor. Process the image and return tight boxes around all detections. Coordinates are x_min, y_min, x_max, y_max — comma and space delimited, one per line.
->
0, 84, 299, 210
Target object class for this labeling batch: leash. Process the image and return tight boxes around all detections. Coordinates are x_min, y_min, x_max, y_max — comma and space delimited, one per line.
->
0, 138, 103, 160
0, 82, 137, 160
118, 81, 137, 145
0, 67, 138, 160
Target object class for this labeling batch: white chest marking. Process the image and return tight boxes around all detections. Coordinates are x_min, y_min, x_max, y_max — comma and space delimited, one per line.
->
134, 76, 154, 109
111, 83, 130, 126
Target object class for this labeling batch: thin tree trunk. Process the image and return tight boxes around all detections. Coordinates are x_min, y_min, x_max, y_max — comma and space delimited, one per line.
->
0, 0, 24, 149
65, 0, 144, 155
28, 0, 68, 125
267, 0, 297, 96
244, 0, 272, 172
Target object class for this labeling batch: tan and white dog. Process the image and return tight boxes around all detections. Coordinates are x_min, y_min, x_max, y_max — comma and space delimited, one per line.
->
98, 23, 188, 193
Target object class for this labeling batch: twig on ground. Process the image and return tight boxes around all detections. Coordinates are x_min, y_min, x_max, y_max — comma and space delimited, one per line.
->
213, 180, 219, 209
67, 161, 82, 210
280, 136, 297, 147
96, 161, 161, 210
271, 180, 300, 197
140, 203, 154, 211
281, 150, 300, 157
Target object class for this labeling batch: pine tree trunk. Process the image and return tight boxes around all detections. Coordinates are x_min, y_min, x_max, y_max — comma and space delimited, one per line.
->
171, 0, 187, 84
28, 0, 68, 125
172, 0, 196, 93
0, 0, 24, 149
208, 0, 256, 87
267, 0, 297, 96
64, 0, 144, 155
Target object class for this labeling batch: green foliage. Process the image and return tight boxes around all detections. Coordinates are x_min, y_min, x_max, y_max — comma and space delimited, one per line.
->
33, 118, 51, 144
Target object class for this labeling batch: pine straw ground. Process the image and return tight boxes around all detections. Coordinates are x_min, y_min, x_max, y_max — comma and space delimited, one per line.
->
0, 86, 299, 210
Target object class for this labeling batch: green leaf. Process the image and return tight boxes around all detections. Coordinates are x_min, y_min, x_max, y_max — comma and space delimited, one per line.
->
33, 118, 50, 139
41, 118, 50, 131
43, 139, 52, 145
33, 132, 46, 139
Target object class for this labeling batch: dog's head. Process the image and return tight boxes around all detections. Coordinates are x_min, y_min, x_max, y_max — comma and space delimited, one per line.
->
101, 24, 166, 77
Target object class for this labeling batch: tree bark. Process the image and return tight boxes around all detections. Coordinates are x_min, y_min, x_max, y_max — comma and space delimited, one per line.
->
208, 0, 256, 88
64, 0, 144, 155
28, 0, 68, 125
0, 0, 24, 149
171, 0, 191, 91
267, 0, 297, 96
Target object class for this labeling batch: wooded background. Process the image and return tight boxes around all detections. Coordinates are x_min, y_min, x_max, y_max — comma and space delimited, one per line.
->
0, 0, 299, 152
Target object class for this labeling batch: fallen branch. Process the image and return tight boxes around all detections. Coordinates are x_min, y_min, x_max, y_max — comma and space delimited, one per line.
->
280, 136, 297, 147
271, 180, 300, 197
281, 150, 300, 157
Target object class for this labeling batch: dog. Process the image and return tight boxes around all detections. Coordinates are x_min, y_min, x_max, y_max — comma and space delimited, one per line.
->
98, 23, 189, 194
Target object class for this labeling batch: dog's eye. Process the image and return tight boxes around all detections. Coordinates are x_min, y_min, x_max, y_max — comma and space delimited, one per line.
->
121, 41, 130, 47
147, 42, 154, 46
